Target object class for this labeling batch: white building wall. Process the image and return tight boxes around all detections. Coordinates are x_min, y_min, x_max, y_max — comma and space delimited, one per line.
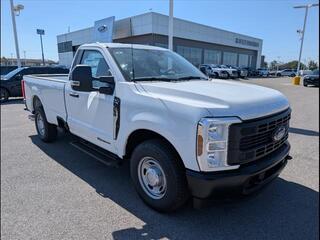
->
58, 52, 74, 67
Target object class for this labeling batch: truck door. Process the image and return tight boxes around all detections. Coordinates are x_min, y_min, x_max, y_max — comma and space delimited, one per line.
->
65, 49, 115, 152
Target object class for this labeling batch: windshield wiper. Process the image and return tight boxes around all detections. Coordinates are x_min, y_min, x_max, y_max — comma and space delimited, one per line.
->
175, 76, 207, 80
133, 77, 172, 82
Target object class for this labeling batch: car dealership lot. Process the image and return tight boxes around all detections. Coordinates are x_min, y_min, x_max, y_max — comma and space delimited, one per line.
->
1, 77, 319, 240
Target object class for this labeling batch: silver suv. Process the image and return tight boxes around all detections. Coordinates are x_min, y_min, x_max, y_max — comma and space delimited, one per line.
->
199, 64, 229, 79
277, 69, 296, 77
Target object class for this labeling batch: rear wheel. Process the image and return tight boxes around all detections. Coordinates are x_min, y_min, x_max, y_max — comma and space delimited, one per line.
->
130, 139, 189, 212
35, 107, 57, 142
0, 88, 9, 102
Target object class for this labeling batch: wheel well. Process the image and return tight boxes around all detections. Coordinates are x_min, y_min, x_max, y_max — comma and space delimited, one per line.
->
125, 129, 183, 164
32, 95, 42, 113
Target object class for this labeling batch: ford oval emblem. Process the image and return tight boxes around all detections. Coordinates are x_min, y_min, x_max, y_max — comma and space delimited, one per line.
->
98, 25, 107, 32
273, 126, 286, 142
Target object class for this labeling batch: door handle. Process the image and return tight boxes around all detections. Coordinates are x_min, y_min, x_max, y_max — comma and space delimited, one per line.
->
69, 92, 79, 98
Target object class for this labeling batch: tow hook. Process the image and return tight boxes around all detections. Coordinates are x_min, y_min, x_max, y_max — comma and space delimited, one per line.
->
285, 155, 293, 160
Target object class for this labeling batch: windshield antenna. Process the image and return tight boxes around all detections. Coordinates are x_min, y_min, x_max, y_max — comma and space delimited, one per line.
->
131, 44, 135, 81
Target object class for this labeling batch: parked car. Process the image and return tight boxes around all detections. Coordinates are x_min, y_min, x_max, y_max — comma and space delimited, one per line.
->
257, 68, 270, 77
299, 69, 313, 76
225, 65, 248, 78
303, 69, 319, 87
276, 69, 296, 77
243, 67, 259, 77
219, 65, 239, 78
23, 43, 292, 212
0, 66, 69, 101
199, 64, 228, 79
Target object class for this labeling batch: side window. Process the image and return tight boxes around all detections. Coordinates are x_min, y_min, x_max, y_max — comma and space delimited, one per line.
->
80, 50, 111, 78
80, 50, 112, 89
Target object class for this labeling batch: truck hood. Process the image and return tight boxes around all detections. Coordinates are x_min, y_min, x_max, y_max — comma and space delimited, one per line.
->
138, 79, 290, 120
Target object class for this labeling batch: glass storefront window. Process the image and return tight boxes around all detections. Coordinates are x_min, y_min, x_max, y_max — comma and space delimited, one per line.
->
223, 52, 237, 66
176, 46, 202, 67
248, 55, 253, 68
204, 50, 221, 64
238, 54, 249, 67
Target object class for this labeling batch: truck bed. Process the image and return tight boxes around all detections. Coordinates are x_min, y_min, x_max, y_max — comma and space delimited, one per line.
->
24, 74, 69, 82
24, 74, 69, 125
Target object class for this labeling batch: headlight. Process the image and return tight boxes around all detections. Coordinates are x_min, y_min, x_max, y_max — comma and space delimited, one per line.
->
196, 117, 241, 172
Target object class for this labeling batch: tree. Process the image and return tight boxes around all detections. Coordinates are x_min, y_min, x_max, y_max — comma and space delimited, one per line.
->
308, 60, 318, 70
270, 60, 278, 70
279, 61, 306, 70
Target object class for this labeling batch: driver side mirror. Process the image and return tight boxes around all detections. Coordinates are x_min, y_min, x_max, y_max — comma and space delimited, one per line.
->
97, 76, 115, 95
70, 65, 93, 92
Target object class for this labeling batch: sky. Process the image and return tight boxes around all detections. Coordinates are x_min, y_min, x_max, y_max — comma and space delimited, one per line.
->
1, 0, 319, 64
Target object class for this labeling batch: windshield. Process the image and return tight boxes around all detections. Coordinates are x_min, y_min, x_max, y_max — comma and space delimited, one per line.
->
312, 70, 319, 75
108, 47, 207, 82
2, 68, 24, 80
210, 64, 219, 68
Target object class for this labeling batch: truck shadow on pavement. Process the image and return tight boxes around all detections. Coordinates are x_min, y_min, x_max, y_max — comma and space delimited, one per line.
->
29, 134, 319, 240
289, 127, 319, 136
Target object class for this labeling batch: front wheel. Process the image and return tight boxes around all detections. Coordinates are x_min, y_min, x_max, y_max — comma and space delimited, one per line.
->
130, 139, 189, 212
35, 107, 57, 142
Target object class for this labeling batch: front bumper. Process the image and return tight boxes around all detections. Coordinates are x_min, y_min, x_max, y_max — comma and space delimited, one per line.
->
186, 142, 291, 199
219, 73, 229, 79
304, 78, 319, 86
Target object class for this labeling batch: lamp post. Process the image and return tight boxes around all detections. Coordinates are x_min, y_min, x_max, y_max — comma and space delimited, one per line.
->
36, 29, 45, 66
168, 0, 174, 50
294, 3, 319, 75
9, 0, 24, 68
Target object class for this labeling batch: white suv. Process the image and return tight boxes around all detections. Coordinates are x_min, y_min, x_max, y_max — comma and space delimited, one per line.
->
277, 69, 296, 77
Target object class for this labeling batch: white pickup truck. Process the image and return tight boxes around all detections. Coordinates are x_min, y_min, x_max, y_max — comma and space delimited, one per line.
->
23, 43, 292, 212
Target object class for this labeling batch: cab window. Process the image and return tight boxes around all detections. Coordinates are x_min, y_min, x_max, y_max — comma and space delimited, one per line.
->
80, 50, 112, 89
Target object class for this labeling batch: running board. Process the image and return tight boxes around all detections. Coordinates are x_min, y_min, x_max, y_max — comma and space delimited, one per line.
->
70, 140, 122, 167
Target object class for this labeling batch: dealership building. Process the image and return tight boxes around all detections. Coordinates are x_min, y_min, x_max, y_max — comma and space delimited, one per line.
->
57, 12, 263, 68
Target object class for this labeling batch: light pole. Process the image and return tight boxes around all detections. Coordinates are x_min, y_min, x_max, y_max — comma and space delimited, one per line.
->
294, 3, 319, 75
9, 0, 24, 68
23, 50, 26, 66
168, 0, 174, 50
37, 29, 45, 65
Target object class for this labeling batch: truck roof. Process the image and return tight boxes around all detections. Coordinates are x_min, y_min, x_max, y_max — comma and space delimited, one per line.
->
80, 42, 168, 51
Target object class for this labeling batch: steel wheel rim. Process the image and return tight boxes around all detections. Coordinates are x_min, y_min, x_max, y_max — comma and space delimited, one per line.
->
138, 157, 167, 199
36, 113, 45, 136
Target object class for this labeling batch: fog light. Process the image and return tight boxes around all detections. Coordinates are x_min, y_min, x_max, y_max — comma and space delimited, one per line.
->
207, 154, 219, 167
207, 141, 226, 151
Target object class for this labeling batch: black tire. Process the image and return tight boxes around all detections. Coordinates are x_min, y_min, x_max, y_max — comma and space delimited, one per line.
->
290, 73, 296, 77
277, 73, 281, 77
130, 139, 189, 212
303, 81, 308, 87
35, 107, 57, 142
226, 73, 230, 79
0, 88, 9, 102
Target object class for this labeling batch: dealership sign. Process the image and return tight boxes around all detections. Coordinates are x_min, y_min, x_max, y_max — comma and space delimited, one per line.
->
94, 17, 115, 42
235, 38, 259, 47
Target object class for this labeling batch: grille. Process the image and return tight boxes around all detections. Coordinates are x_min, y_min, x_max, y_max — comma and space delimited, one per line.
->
228, 109, 291, 165
232, 70, 238, 75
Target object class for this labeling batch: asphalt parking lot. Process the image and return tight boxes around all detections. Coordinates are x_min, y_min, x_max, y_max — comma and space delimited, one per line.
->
1, 77, 319, 240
